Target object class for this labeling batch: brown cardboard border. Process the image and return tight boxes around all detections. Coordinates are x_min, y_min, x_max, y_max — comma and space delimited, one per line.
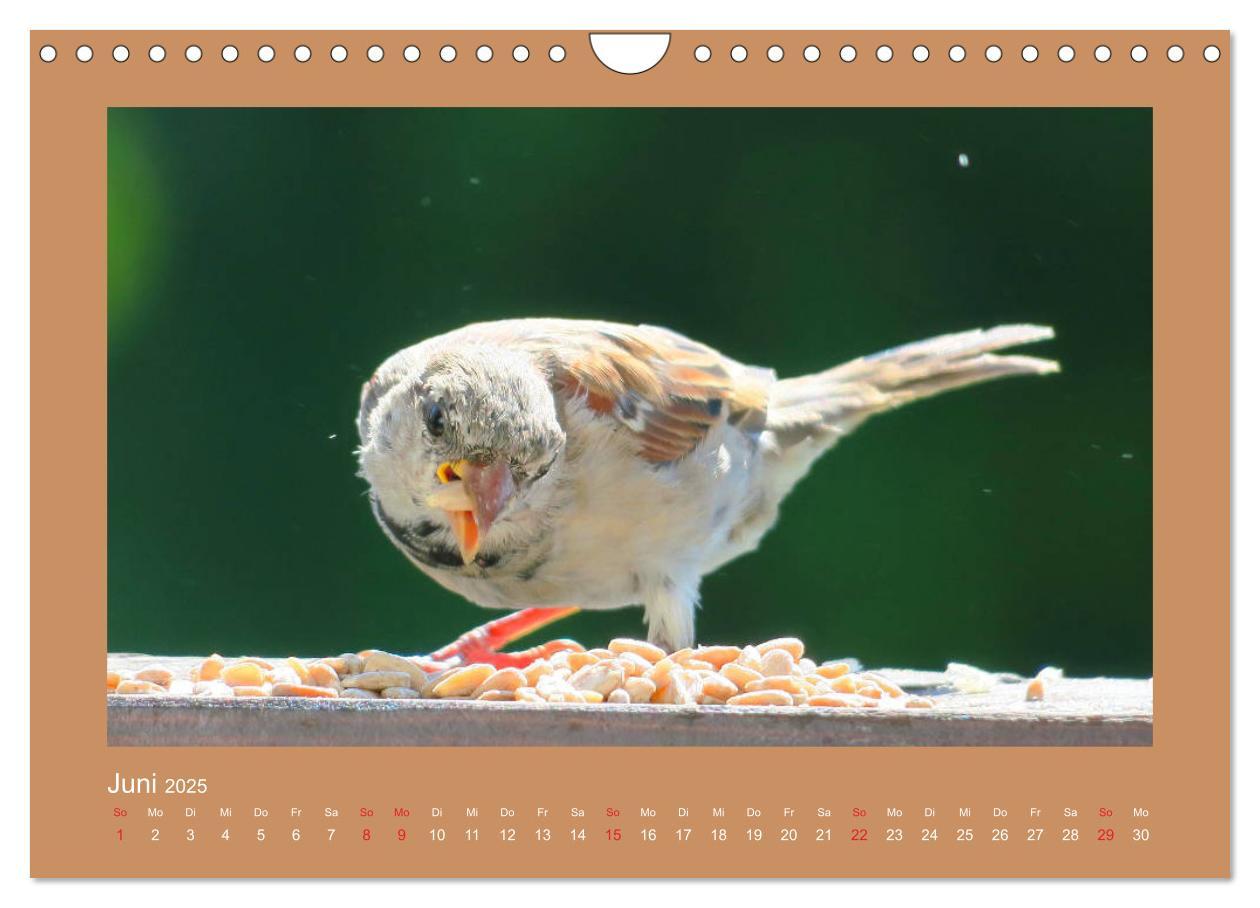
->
31, 29, 1229, 878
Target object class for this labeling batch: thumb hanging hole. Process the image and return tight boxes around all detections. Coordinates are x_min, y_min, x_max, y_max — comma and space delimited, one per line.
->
589, 33, 669, 74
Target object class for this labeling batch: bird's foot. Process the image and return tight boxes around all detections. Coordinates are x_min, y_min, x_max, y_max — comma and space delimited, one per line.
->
418, 606, 582, 671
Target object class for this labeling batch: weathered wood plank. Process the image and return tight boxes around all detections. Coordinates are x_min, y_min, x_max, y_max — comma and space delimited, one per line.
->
107, 654, 1152, 746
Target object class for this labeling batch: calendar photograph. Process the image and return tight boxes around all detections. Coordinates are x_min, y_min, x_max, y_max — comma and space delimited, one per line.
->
32, 24, 1232, 882
105, 105, 1154, 746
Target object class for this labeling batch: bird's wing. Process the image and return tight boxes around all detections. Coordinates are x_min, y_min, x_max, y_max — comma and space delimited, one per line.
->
459, 319, 772, 465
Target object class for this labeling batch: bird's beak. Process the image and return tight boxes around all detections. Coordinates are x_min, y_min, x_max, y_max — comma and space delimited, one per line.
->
425, 459, 517, 565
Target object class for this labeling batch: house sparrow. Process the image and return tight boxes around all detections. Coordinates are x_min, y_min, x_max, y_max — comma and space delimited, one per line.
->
357, 319, 1057, 653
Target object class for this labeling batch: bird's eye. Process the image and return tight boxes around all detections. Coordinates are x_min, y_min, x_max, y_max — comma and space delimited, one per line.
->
424, 402, 446, 437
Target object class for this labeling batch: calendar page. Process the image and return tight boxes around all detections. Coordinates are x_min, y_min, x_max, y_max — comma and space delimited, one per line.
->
29, 27, 1229, 879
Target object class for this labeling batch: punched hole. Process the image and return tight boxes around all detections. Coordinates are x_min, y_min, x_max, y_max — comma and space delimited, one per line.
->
589, 33, 668, 73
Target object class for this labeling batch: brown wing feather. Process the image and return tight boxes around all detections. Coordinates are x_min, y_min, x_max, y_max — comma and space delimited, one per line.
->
450, 319, 771, 464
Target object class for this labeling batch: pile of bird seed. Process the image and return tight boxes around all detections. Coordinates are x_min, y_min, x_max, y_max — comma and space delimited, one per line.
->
107, 637, 934, 709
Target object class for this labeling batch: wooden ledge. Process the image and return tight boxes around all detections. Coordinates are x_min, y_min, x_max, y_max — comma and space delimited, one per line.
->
107, 656, 1152, 746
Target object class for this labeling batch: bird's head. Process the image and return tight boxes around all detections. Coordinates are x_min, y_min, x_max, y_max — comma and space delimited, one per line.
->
356, 344, 564, 567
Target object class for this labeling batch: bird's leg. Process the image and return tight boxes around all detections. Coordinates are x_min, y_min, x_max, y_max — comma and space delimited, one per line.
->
418, 606, 583, 671
643, 575, 699, 653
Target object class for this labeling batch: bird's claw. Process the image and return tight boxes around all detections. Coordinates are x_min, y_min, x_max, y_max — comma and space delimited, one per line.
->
415, 606, 582, 672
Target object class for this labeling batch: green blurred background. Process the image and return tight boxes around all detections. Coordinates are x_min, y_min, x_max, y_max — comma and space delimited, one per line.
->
108, 107, 1151, 676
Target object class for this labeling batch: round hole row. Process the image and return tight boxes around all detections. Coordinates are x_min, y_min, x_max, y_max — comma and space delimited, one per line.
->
692, 43, 1220, 64
39, 42, 1224, 66
40, 43, 568, 64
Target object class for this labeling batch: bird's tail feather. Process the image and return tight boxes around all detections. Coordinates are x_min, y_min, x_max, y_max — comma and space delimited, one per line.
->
767, 324, 1058, 448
